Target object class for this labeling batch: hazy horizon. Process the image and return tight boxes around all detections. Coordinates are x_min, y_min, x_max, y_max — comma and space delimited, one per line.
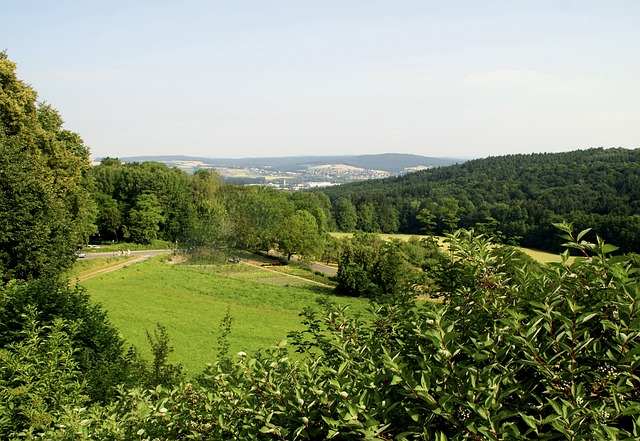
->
3, 1, 639, 160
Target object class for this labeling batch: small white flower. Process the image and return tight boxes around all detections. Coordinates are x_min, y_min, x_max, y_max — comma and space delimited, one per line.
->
159, 407, 168, 413
237, 351, 246, 357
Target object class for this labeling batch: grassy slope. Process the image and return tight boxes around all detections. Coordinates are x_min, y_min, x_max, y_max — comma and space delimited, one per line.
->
81, 258, 369, 377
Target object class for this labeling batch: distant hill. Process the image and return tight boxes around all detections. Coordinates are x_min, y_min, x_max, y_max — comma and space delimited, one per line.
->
111, 153, 462, 174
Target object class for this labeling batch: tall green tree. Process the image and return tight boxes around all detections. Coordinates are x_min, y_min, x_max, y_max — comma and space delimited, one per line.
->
125, 194, 165, 244
440, 197, 461, 233
223, 186, 293, 250
356, 201, 379, 232
0, 52, 95, 281
182, 169, 227, 249
333, 197, 358, 232
94, 193, 123, 242
276, 210, 325, 260
415, 207, 436, 235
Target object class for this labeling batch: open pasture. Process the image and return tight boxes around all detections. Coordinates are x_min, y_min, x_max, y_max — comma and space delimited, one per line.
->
81, 257, 369, 376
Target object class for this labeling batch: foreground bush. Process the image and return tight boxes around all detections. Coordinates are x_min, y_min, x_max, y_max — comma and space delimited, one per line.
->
36, 226, 640, 439
0, 279, 134, 404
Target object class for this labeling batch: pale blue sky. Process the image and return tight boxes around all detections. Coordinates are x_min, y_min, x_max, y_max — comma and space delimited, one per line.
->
3, 1, 639, 159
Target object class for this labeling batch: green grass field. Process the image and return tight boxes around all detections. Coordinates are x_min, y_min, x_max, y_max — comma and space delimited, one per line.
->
80, 257, 370, 377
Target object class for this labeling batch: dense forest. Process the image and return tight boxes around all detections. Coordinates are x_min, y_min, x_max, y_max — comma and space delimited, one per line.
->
320, 148, 640, 253
4, 52, 640, 439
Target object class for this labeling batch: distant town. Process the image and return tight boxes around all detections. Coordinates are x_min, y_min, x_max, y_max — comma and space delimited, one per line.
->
108, 154, 461, 190
207, 162, 399, 190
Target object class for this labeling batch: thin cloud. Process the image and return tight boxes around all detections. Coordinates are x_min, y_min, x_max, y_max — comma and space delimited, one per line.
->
461, 69, 601, 93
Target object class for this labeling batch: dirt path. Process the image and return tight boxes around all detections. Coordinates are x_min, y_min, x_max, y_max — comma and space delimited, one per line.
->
239, 260, 334, 289
75, 256, 150, 282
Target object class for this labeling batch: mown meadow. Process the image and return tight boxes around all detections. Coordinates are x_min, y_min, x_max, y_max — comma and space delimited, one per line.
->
79, 255, 371, 376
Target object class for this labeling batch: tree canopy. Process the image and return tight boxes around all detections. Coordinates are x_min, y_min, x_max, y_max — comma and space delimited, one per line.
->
0, 52, 94, 281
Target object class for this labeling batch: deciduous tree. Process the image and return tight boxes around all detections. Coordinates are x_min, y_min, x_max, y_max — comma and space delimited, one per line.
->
277, 210, 325, 260
0, 52, 95, 281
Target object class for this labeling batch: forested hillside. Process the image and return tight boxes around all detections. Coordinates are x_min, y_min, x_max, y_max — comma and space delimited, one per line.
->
320, 148, 640, 252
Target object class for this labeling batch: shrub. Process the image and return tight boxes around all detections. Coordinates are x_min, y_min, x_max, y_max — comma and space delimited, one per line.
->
0, 309, 89, 438
0, 279, 134, 402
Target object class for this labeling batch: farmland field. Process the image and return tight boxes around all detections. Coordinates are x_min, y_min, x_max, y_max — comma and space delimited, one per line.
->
80, 256, 370, 376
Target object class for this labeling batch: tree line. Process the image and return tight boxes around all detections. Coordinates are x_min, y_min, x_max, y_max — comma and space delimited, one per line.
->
91, 159, 331, 260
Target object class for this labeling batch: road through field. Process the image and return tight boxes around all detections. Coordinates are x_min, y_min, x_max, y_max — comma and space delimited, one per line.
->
76, 250, 172, 281
83, 249, 172, 259
264, 250, 338, 276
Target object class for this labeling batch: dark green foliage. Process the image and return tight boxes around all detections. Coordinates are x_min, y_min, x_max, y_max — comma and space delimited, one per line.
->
184, 169, 227, 249
141, 323, 184, 389
222, 185, 294, 250
94, 192, 122, 241
91, 160, 193, 245
335, 232, 385, 297
289, 191, 333, 233
277, 210, 325, 260
356, 201, 379, 232
336, 232, 439, 300
333, 197, 358, 232
124, 193, 165, 244
0, 311, 89, 438
0, 279, 133, 402
321, 147, 640, 252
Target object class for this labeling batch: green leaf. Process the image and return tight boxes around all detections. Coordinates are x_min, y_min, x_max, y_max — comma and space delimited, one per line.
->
576, 228, 592, 242
577, 312, 598, 325
519, 412, 539, 430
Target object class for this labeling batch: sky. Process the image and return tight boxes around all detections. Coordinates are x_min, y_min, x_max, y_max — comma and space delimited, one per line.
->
2, 1, 640, 160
